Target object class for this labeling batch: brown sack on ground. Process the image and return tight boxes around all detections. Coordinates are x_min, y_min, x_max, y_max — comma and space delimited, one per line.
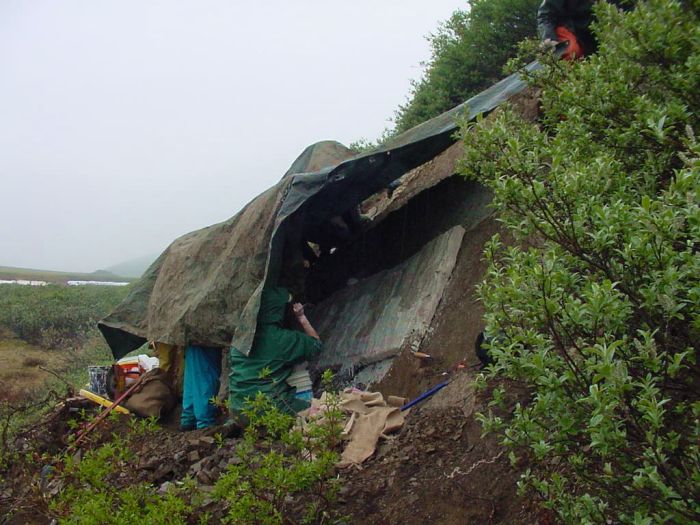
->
301, 389, 406, 468
124, 369, 175, 418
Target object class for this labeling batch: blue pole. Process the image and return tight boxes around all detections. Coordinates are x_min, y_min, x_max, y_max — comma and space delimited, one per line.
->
400, 380, 450, 411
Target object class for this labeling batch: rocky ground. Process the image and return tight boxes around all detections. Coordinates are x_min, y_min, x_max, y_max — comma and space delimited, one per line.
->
1, 364, 551, 524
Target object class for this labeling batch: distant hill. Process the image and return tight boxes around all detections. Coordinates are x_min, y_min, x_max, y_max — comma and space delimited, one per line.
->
0, 265, 132, 283
101, 253, 157, 278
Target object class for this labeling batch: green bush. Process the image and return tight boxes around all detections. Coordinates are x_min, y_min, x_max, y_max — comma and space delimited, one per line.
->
392, 0, 540, 135
45, 379, 345, 525
0, 284, 129, 347
214, 372, 345, 525
50, 423, 197, 525
458, 0, 699, 523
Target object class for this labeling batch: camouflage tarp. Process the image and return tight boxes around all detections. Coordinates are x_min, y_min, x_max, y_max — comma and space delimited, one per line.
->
98, 62, 538, 359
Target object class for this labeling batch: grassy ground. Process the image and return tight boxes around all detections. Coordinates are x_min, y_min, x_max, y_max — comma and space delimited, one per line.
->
0, 283, 131, 347
0, 330, 114, 403
0, 283, 132, 403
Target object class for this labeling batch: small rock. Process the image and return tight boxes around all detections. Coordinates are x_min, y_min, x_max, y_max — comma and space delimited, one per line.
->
188, 450, 200, 462
174, 451, 185, 462
153, 464, 174, 480
228, 456, 242, 465
140, 458, 159, 470
199, 436, 216, 446
47, 480, 64, 498
191, 459, 204, 473
158, 481, 172, 495
196, 469, 211, 484
40, 464, 54, 490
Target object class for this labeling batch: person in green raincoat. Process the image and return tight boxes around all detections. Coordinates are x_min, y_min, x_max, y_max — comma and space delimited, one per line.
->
229, 287, 322, 416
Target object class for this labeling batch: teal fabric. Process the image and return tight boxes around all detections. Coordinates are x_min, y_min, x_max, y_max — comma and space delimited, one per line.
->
181, 345, 222, 429
229, 287, 322, 415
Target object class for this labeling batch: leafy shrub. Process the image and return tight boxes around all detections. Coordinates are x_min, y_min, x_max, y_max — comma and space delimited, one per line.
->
51, 443, 195, 525
0, 284, 129, 347
45, 375, 346, 524
49, 416, 199, 525
392, 0, 541, 135
214, 373, 345, 525
458, 1, 700, 523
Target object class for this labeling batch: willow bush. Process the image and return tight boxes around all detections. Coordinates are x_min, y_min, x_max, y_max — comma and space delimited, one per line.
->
458, 1, 699, 523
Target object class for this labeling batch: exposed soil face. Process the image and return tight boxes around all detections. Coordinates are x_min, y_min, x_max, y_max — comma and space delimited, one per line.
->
375, 214, 501, 400
332, 374, 539, 525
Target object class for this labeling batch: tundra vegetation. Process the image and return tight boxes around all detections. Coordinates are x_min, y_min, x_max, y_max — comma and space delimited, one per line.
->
9, 373, 345, 524
0, 284, 129, 464
459, 1, 700, 523
0, 284, 129, 348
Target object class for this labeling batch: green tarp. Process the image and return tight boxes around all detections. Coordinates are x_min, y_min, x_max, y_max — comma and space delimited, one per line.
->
98, 62, 539, 360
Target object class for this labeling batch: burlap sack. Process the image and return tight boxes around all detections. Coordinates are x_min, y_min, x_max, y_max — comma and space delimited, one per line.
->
124, 369, 175, 418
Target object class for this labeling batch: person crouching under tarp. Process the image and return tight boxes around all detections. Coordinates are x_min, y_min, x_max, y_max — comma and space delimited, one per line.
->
180, 345, 222, 431
537, 0, 631, 60
229, 287, 322, 419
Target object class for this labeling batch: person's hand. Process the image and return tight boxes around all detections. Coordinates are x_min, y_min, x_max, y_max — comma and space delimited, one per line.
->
292, 302, 305, 319
540, 38, 558, 51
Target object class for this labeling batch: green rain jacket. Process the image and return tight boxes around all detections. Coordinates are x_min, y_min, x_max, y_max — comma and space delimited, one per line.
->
229, 287, 322, 414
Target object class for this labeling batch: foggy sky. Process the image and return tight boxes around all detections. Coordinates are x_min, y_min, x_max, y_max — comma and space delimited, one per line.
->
0, 0, 465, 272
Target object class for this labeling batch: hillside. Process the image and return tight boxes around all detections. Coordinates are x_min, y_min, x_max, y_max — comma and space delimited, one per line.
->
0, 265, 132, 284
100, 253, 157, 279
0, 2, 697, 525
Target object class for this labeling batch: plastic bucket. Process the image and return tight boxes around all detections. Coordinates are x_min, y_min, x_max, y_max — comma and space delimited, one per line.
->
88, 365, 111, 397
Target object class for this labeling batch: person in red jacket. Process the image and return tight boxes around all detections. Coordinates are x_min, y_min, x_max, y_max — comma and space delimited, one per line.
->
537, 0, 631, 60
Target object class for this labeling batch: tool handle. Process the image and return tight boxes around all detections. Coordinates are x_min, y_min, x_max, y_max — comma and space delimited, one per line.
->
72, 375, 144, 447
400, 380, 449, 411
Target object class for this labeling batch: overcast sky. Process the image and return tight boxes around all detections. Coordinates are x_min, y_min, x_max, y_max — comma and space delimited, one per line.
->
0, 0, 465, 272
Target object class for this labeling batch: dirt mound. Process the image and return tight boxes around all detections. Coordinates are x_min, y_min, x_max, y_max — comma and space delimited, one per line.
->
332, 372, 538, 525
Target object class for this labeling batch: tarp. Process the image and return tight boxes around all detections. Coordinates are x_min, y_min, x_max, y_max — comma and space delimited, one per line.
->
99, 62, 539, 360
308, 226, 465, 377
